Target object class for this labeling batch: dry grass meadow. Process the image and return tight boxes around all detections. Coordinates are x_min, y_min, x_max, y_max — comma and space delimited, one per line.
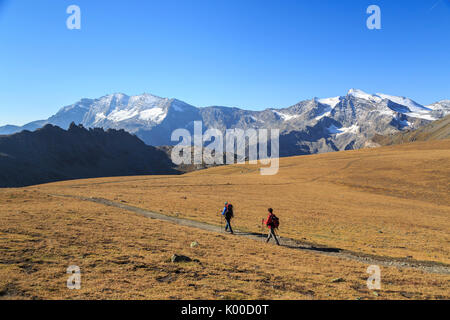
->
0, 139, 449, 299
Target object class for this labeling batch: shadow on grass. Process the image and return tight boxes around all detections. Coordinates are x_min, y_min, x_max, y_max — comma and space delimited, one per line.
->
235, 231, 342, 253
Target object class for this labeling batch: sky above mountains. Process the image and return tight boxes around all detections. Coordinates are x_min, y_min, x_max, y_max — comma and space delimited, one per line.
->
0, 0, 449, 126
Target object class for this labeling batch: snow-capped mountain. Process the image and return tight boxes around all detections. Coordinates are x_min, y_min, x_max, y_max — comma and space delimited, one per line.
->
426, 100, 450, 119
47, 93, 193, 130
1, 89, 449, 156
38, 93, 201, 146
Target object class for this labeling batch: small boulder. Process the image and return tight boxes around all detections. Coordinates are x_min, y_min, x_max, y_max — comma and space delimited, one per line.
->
171, 254, 192, 263
190, 241, 199, 248
331, 278, 345, 283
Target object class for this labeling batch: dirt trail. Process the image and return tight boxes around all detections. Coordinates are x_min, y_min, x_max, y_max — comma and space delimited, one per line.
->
50, 193, 450, 275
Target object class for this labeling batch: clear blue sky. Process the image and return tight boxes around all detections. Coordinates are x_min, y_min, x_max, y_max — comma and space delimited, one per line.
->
0, 0, 449, 126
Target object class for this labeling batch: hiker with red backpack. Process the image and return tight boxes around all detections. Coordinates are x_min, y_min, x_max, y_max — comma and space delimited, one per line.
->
264, 208, 280, 245
221, 202, 234, 234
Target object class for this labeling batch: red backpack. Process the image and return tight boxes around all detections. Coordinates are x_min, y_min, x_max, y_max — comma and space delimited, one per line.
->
271, 214, 280, 229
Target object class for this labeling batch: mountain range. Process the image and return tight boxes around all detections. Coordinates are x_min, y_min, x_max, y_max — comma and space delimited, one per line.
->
372, 114, 450, 146
1, 89, 449, 157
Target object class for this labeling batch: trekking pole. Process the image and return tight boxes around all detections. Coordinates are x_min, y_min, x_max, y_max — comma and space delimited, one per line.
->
233, 206, 237, 234
232, 208, 236, 233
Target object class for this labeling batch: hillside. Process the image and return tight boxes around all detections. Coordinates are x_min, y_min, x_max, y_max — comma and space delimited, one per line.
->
372, 115, 450, 145
33, 139, 450, 263
0, 123, 178, 187
1, 187, 448, 300
1, 140, 448, 299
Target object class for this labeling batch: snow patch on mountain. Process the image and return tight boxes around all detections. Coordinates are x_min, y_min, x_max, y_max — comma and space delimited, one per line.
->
375, 93, 430, 113
108, 109, 140, 122
272, 110, 300, 121
318, 96, 340, 108
327, 124, 359, 136
94, 113, 106, 123
139, 108, 166, 123
398, 118, 411, 127
129, 93, 164, 106
348, 89, 382, 102
336, 124, 360, 136
315, 111, 332, 121
314, 97, 340, 120
376, 108, 396, 116
404, 112, 436, 121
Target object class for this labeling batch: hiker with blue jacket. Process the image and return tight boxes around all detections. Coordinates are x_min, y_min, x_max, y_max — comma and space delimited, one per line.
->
221, 202, 234, 234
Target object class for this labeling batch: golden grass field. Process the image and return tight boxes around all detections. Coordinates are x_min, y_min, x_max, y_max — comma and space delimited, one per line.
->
0, 140, 449, 299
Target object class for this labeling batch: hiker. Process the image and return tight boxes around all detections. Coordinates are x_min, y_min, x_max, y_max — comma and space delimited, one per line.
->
221, 202, 234, 234
264, 208, 280, 245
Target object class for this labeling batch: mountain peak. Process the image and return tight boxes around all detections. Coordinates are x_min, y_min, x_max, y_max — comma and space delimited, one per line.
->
347, 89, 376, 100
141, 92, 165, 99
101, 93, 128, 100
317, 96, 341, 108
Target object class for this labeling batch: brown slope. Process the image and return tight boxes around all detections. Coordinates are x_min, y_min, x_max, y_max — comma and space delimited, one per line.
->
1, 188, 449, 299
31, 139, 450, 265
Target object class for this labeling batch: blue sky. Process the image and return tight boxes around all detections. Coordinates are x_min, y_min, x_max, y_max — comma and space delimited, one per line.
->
0, 0, 449, 126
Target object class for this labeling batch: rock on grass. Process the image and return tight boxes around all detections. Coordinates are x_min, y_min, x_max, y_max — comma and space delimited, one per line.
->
171, 254, 192, 263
